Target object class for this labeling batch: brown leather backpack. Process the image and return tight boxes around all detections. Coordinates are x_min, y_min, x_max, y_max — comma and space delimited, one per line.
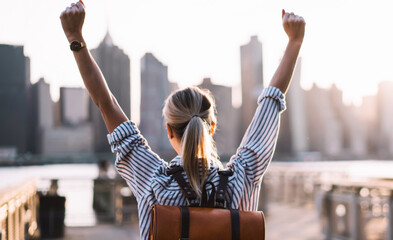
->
148, 166, 265, 240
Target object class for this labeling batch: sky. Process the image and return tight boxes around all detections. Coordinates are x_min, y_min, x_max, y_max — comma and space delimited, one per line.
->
1, 0, 393, 120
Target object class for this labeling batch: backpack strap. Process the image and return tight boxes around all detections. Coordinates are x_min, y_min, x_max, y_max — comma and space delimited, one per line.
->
167, 166, 198, 205
215, 168, 233, 208
180, 206, 190, 240
230, 209, 240, 240
168, 165, 233, 208
217, 169, 239, 239
201, 181, 216, 208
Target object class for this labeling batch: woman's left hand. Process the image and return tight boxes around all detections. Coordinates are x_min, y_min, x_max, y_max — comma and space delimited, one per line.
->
282, 9, 306, 44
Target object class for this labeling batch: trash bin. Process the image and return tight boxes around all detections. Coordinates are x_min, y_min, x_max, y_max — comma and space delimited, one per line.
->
39, 195, 66, 238
93, 179, 116, 222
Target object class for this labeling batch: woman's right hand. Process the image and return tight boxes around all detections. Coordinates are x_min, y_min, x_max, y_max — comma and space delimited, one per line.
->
268, 10, 305, 93
282, 10, 306, 44
60, 1, 85, 43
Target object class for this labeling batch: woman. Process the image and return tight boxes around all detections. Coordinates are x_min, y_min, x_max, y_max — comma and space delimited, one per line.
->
60, 3, 305, 239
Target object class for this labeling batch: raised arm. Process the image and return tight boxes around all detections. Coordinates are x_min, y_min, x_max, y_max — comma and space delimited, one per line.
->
269, 10, 306, 94
229, 10, 305, 184
60, 1, 128, 133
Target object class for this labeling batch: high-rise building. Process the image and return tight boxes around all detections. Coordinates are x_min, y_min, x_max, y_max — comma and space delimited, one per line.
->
359, 95, 378, 156
329, 85, 367, 157
28, 78, 54, 153
60, 87, 89, 126
139, 53, 175, 157
28, 79, 94, 154
276, 58, 309, 156
0, 44, 30, 153
305, 84, 343, 157
345, 104, 367, 157
279, 78, 367, 159
199, 78, 240, 158
377, 81, 393, 157
287, 58, 309, 154
41, 124, 93, 154
90, 32, 131, 152
240, 36, 264, 138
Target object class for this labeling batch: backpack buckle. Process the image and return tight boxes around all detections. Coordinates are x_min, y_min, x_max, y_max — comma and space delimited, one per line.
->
167, 165, 183, 175
218, 168, 234, 176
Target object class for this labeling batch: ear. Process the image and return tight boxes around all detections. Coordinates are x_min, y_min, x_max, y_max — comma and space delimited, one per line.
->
166, 123, 174, 139
210, 121, 216, 135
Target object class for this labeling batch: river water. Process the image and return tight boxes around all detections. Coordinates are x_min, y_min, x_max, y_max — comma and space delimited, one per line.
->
0, 164, 105, 227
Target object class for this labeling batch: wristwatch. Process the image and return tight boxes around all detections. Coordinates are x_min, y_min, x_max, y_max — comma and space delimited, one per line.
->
70, 40, 86, 51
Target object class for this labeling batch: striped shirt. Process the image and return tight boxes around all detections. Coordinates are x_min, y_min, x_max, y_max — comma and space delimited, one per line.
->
107, 86, 286, 239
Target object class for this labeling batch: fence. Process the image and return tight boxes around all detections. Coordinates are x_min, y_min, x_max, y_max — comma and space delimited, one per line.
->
264, 161, 393, 240
0, 180, 38, 240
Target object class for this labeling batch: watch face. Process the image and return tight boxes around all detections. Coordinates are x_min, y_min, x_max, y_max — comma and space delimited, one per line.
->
70, 41, 82, 51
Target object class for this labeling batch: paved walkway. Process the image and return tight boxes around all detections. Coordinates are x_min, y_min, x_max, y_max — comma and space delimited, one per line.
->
61, 203, 321, 240
61, 223, 140, 240
265, 203, 322, 240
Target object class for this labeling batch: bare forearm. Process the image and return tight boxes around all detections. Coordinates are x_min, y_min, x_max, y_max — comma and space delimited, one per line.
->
71, 37, 112, 107
72, 43, 128, 132
61, 2, 128, 133
269, 40, 302, 94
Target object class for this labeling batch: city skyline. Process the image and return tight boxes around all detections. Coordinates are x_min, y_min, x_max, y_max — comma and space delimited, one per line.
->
2, 40, 393, 159
2, 0, 393, 122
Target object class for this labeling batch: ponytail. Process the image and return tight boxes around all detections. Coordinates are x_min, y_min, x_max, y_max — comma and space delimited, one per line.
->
182, 116, 212, 196
163, 86, 217, 196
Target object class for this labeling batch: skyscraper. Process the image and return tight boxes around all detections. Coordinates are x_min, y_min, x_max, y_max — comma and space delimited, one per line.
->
240, 36, 264, 137
198, 78, 240, 158
139, 53, 174, 157
0, 44, 30, 153
60, 87, 89, 126
276, 58, 309, 156
305, 84, 343, 157
377, 81, 393, 157
90, 32, 131, 152
329, 85, 367, 157
28, 78, 54, 153
359, 95, 378, 156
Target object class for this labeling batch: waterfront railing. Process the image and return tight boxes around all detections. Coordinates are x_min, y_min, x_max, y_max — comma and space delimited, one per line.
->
0, 180, 38, 240
264, 161, 393, 240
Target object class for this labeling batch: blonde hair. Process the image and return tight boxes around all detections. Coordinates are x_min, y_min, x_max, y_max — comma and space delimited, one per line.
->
163, 86, 217, 196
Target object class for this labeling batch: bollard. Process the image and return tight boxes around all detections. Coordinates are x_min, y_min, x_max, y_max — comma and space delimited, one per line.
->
349, 188, 361, 240
325, 190, 332, 240
388, 191, 393, 240
93, 179, 116, 222
39, 195, 66, 238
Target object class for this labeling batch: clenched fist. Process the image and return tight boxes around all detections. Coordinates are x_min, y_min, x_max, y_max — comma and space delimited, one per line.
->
60, 1, 85, 43
282, 10, 305, 44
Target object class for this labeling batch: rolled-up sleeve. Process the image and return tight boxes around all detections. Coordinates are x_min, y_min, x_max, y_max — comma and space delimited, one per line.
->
107, 121, 167, 200
228, 86, 286, 184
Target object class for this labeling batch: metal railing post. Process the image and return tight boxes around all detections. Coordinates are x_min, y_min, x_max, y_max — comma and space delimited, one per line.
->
350, 188, 361, 240
387, 191, 393, 240
326, 190, 332, 240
